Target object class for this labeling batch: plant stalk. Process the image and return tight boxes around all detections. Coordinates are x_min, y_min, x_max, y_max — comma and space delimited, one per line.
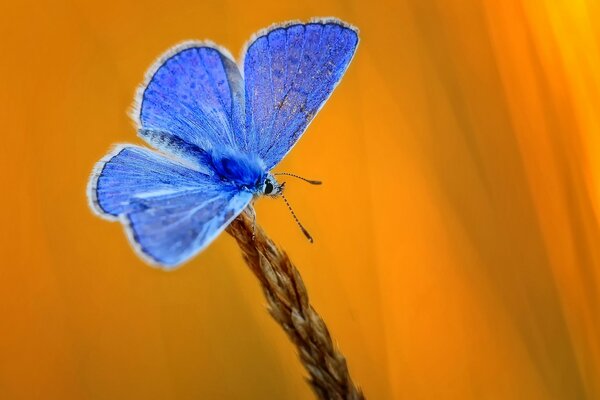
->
226, 208, 365, 400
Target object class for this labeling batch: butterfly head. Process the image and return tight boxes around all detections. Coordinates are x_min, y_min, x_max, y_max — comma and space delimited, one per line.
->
261, 174, 284, 197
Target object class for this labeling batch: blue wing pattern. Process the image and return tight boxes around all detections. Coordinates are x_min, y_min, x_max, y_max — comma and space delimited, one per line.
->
125, 188, 251, 267
89, 146, 252, 267
243, 20, 359, 169
135, 43, 245, 158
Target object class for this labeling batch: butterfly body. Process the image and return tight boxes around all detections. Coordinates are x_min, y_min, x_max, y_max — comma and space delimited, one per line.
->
88, 19, 359, 268
207, 146, 267, 192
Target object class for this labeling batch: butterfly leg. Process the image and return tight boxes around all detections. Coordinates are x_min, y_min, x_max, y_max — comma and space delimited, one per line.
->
247, 204, 257, 240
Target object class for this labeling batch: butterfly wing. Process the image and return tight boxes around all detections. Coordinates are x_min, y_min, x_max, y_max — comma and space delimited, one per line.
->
133, 42, 246, 166
242, 19, 359, 169
88, 145, 252, 267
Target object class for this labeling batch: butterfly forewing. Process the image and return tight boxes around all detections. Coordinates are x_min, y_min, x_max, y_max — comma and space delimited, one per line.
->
243, 21, 359, 169
136, 44, 246, 155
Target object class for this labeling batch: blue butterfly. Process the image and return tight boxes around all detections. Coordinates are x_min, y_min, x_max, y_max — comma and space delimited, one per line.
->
87, 19, 359, 268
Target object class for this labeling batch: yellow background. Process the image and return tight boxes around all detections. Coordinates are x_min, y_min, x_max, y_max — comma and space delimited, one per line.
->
2, 0, 600, 398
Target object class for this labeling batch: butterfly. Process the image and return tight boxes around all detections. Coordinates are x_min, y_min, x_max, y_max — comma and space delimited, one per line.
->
87, 18, 359, 268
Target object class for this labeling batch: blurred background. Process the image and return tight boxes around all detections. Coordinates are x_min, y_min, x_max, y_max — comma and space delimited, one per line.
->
2, 0, 600, 398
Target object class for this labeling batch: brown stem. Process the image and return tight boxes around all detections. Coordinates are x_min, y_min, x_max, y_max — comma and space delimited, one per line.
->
226, 208, 365, 400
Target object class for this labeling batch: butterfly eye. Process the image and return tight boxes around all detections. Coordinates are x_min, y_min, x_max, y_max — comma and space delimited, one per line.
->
264, 179, 274, 194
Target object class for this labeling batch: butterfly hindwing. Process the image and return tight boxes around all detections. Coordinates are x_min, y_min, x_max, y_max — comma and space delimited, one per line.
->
124, 188, 252, 267
243, 20, 359, 169
135, 43, 246, 160
90, 145, 209, 218
89, 145, 252, 267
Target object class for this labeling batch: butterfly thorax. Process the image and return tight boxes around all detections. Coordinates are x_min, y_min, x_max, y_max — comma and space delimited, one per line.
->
207, 147, 267, 192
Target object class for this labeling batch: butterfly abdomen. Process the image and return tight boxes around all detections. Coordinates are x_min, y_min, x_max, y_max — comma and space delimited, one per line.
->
208, 147, 266, 191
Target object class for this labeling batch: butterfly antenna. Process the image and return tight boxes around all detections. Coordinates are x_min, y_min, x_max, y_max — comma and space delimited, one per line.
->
280, 193, 314, 243
274, 172, 322, 185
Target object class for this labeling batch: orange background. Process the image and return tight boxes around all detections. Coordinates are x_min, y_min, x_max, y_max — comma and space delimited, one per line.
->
2, 0, 600, 398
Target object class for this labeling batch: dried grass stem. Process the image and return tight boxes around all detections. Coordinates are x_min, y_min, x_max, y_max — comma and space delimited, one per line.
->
226, 208, 364, 400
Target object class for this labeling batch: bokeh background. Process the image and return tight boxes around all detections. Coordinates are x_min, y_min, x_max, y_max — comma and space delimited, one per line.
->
2, 0, 600, 398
